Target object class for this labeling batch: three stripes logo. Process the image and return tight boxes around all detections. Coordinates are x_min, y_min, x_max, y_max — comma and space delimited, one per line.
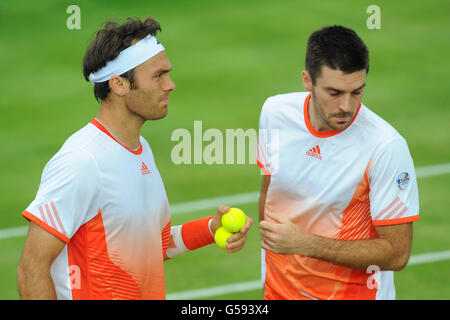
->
306, 145, 322, 160
141, 161, 151, 175
38, 201, 67, 236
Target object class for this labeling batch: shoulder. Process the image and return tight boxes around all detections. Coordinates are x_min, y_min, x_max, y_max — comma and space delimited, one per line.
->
43, 148, 99, 183
356, 105, 407, 149
355, 106, 413, 170
42, 125, 101, 181
62, 123, 101, 148
259, 92, 309, 126
262, 92, 309, 112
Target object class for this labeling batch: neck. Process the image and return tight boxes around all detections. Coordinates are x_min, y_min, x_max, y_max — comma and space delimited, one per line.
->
96, 99, 144, 150
308, 95, 332, 132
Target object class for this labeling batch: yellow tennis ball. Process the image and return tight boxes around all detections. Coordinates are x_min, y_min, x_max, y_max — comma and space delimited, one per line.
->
221, 208, 247, 233
214, 226, 233, 249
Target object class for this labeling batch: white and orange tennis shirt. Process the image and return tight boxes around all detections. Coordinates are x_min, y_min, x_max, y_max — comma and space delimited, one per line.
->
257, 92, 420, 300
22, 119, 172, 299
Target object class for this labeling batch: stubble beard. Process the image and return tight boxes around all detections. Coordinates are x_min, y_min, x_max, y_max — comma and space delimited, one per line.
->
311, 91, 353, 131
126, 88, 168, 122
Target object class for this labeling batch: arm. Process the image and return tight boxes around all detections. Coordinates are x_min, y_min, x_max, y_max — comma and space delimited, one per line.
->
260, 211, 412, 271
17, 221, 66, 299
258, 175, 271, 223
165, 206, 254, 259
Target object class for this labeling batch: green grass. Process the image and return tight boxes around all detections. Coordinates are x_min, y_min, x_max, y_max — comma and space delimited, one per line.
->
0, 0, 449, 299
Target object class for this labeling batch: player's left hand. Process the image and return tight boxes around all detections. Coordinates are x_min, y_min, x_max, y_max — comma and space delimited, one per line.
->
260, 211, 310, 255
210, 205, 254, 253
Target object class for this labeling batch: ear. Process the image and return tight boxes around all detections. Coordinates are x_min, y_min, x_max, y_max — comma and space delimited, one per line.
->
301, 70, 313, 92
108, 76, 131, 97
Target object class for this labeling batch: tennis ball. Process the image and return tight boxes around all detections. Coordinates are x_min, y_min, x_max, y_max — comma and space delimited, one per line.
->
214, 226, 233, 249
221, 208, 247, 233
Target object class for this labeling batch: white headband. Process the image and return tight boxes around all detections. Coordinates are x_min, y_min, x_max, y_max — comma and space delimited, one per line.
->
88, 34, 165, 83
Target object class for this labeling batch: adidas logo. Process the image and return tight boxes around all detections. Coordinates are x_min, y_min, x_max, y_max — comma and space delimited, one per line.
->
306, 145, 322, 160
141, 161, 151, 175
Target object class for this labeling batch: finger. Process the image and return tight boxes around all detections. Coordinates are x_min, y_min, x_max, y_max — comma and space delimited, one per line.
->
217, 205, 230, 215
261, 238, 276, 253
239, 216, 254, 234
259, 220, 278, 233
262, 234, 281, 252
211, 205, 231, 232
227, 231, 245, 243
226, 244, 243, 253
226, 235, 247, 252
260, 229, 277, 244
226, 232, 247, 251
259, 226, 268, 237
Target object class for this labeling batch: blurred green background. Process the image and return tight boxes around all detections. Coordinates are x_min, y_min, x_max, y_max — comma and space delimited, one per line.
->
0, 0, 449, 299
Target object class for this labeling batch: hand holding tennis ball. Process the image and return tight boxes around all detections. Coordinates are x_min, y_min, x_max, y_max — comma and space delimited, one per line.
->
213, 207, 252, 252
214, 226, 233, 249
222, 208, 247, 233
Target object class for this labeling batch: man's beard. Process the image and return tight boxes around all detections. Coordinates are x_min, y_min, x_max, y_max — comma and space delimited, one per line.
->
311, 91, 353, 131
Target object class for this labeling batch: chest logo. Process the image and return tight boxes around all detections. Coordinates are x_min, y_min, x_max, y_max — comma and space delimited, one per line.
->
306, 145, 322, 160
141, 161, 151, 175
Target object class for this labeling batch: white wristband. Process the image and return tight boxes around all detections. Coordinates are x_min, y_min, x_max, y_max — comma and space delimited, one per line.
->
208, 218, 215, 238
166, 225, 188, 259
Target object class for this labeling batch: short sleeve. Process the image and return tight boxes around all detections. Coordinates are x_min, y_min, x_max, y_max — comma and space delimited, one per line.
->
257, 98, 279, 176
369, 138, 419, 226
22, 148, 101, 243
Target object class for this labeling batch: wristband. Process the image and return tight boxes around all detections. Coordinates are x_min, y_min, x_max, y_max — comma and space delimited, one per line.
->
181, 216, 215, 250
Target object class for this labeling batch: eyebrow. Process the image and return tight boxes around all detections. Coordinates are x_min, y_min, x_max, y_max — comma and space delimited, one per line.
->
325, 83, 366, 92
153, 67, 172, 75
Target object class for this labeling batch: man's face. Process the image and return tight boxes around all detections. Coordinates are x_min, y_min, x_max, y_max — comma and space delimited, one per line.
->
303, 65, 366, 131
125, 50, 176, 121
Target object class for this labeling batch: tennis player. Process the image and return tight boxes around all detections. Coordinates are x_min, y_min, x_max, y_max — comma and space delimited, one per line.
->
257, 25, 419, 300
17, 16, 253, 300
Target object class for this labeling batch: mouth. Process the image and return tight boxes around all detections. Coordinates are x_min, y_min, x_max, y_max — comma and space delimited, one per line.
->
335, 116, 349, 122
333, 113, 352, 123
161, 97, 169, 104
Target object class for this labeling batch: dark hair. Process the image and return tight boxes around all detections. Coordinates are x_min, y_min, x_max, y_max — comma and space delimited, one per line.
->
83, 16, 161, 101
305, 25, 369, 84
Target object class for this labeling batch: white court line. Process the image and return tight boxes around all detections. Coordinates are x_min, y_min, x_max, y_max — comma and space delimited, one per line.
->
166, 250, 450, 300
407, 250, 450, 266
167, 280, 262, 300
0, 226, 28, 241
171, 191, 259, 215
415, 162, 450, 178
0, 162, 449, 240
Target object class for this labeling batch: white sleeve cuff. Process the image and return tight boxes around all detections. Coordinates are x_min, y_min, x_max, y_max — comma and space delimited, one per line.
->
166, 225, 189, 258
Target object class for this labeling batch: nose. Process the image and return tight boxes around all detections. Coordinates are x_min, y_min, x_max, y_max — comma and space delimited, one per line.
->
339, 94, 353, 113
164, 76, 176, 92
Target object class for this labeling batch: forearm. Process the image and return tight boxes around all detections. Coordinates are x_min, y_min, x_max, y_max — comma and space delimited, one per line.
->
302, 233, 407, 271
259, 175, 270, 223
261, 212, 412, 272
165, 217, 215, 259
258, 195, 266, 223
166, 206, 253, 258
17, 263, 57, 299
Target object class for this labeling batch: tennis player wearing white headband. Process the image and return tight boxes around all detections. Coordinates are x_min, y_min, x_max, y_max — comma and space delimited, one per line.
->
88, 33, 166, 84
18, 17, 253, 300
